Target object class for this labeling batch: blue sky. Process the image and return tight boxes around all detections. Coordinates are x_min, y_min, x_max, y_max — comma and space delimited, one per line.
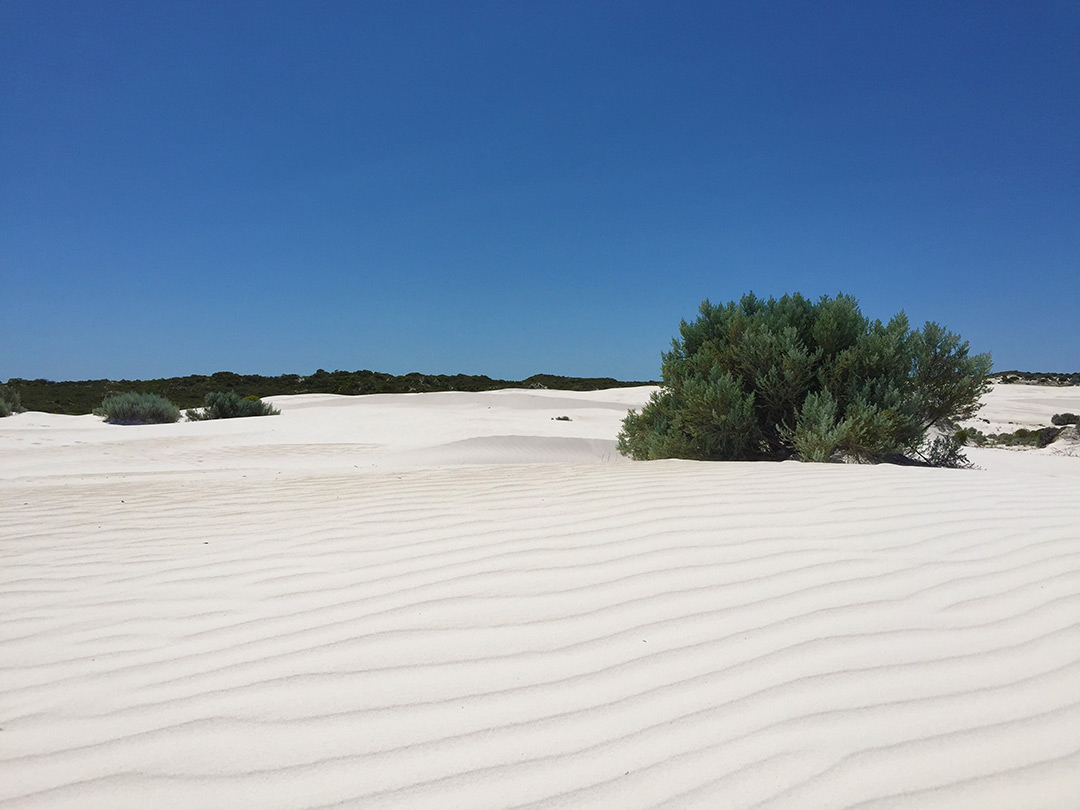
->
3, 1, 1077, 382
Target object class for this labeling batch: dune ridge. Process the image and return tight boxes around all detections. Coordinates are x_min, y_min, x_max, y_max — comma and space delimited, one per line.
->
2, 386, 1078, 808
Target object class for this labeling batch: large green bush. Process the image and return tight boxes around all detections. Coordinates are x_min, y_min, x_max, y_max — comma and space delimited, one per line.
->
95, 392, 181, 424
186, 391, 279, 420
0, 383, 25, 417
618, 293, 992, 466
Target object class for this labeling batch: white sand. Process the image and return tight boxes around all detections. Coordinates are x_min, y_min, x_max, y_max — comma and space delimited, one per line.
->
963, 382, 1080, 435
2, 384, 1078, 808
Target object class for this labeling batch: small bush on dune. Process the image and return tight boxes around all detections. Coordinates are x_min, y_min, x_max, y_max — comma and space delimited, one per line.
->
95, 392, 180, 424
1052, 413, 1079, 426
923, 432, 974, 468
962, 425, 1062, 448
0, 383, 25, 417
959, 419, 1078, 449
186, 391, 279, 421
1036, 426, 1064, 447
954, 426, 987, 446
618, 292, 992, 467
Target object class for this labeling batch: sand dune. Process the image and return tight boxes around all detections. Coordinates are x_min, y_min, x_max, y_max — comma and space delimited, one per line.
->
963, 382, 1080, 435
1, 385, 1078, 808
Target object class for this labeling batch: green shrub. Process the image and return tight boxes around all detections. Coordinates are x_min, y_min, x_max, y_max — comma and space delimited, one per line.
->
1037, 426, 1064, 447
186, 391, 279, 420
985, 429, 1035, 447
923, 432, 974, 468
618, 293, 992, 467
954, 426, 987, 446
95, 392, 180, 424
961, 422, 1067, 449
0, 383, 24, 417
1052, 413, 1079, 426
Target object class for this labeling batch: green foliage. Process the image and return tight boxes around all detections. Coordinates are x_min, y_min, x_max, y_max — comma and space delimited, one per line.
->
954, 426, 987, 446
785, 390, 844, 462
960, 423, 1069, 449
94, 392, 180, 424
186, 391, 280, 420
618, 372, 762, 461
1036, 427, 1063, 447
1052, 413, 1079, 426
922, 432, 973, 468
0, 383, 24, 417
995, 429, 1040, 446
619, 292, 993, 466
979, 426, 1062, 447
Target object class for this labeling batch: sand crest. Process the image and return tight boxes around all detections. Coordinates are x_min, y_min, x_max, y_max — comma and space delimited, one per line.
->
1, 385, 1078, 808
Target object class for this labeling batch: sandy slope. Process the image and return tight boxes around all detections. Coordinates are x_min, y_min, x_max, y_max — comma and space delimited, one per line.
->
963, 382, 1080, 435
1, 385, 1078, 808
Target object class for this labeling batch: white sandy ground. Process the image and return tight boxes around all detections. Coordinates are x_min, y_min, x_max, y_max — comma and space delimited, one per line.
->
1, 383, 1078, 809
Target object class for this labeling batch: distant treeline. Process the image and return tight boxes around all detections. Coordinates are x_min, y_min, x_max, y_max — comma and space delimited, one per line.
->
6, 368, 1074, 416
3, 370, 657, 415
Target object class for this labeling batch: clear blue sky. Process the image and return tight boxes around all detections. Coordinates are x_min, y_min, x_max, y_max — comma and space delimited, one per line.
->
3, 1, 1077, 382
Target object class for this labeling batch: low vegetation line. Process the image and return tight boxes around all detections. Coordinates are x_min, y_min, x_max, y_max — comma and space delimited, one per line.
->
1, 371, 656, 416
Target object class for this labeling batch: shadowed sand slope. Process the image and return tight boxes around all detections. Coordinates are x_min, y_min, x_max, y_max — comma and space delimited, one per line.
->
1, 386, 1078, 808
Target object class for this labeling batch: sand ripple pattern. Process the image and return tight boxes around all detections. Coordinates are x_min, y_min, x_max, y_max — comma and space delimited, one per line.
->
3, 455, 1079, 809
